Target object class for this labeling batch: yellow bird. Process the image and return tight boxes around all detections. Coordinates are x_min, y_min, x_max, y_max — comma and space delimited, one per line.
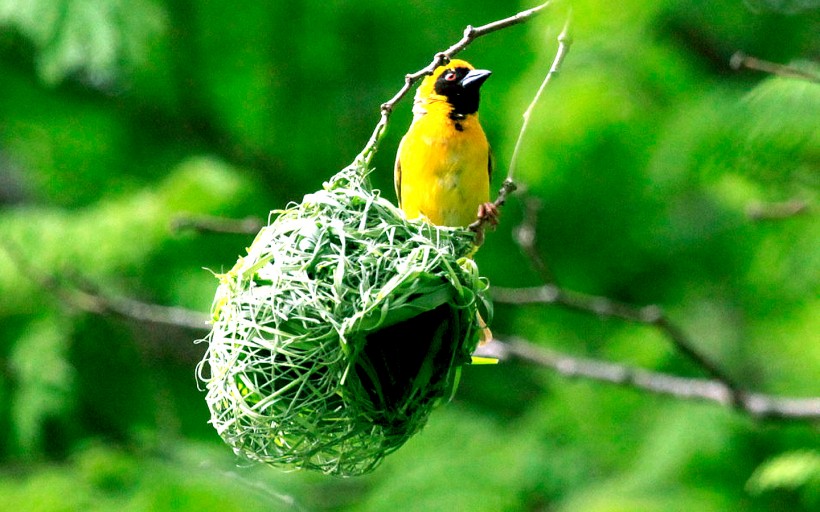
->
394, 59, 498, 229
395, 58, 496, 348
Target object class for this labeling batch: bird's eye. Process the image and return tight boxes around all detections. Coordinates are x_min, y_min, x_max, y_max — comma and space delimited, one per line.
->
444, 71, 457, 81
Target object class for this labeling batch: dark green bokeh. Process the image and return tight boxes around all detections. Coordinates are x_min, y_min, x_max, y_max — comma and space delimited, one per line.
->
0, 1, 817, 510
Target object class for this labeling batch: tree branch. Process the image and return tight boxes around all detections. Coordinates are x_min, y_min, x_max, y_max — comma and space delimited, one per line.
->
512, 195, 555, 283
467, 9, 570, 244
476, 337, 820, 421
730, 51, 820, 83
502, 190, 747, 401
491, 283, 744, 395
381, 1, 555, 116
171, 214, 263, 235
506, 12, 572, 184
6, 234, 817, 421
746, 199, 810, 221
0, 238, 210, 330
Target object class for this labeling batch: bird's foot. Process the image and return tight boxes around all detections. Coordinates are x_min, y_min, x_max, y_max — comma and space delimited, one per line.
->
476, 202, 500, 228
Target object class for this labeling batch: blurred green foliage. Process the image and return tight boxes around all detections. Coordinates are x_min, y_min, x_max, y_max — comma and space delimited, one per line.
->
0, 0, 817, 510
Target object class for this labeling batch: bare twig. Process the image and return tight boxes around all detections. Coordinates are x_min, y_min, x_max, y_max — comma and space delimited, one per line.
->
172, 214, 263, 235
730, 51, 820, 83
506, 12, 572, 183
83, 291, 210, 330
467, 10, 571, 244
0, 238, 210, 330
512, 195, 554, 283
352, 1, 555, 168
746, 199, 810, 221
381, 1, 555, 116
501, 190, 745, 399
476, 337, 820, 421
491, 284, 745, 397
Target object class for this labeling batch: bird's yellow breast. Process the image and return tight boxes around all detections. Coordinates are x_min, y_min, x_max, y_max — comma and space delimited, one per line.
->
396, 110, 490, 227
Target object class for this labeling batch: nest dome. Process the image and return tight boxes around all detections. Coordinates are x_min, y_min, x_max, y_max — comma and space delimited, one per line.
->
198, 167, 490, 476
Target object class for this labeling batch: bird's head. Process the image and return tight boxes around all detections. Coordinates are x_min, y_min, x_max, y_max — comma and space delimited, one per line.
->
414, 59, 492, 117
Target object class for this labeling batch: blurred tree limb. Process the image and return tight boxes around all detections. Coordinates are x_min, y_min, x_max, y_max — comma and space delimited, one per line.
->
476, 337, 820, 421
503, 196, 744, 389
171, 214, 264, 235
3, 235, 818, 421
0, 238, 208, 330
486, 193, 820, 420
730, 51, 820, 83
746, 199, 810, 221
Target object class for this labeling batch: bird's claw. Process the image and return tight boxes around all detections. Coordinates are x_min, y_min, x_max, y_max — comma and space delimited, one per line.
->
477, 202, 500, 228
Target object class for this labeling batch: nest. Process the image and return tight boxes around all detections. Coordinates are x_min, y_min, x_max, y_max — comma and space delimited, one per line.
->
197, 165, 491, 476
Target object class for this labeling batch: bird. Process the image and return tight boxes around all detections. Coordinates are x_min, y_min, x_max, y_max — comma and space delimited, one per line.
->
394, 58, 498, 230
394, 58, 496, 348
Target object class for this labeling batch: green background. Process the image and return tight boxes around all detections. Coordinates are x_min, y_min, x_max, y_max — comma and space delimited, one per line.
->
1, 0, 818, 510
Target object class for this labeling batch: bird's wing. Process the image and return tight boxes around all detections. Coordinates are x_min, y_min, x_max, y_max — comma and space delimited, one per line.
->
394, 137, 404, 207
488, 145, 494, 182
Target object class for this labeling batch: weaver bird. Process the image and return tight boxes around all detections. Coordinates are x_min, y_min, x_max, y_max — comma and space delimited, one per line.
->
395, 59, 496, 347
394, 59, 498, 229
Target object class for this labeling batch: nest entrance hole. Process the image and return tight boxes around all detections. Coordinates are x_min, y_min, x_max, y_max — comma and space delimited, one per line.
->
355, 303, 461, 424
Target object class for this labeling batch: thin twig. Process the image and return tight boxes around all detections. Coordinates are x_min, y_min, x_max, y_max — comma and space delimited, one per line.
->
506, 12, 572, 183
491, 284, 745, 396
730, 51, 820, 83
0, 238, 210, 330
746, 199, 810, 221
88, 292, 210, 329
352, 1, 555, 168
172, 214, 263, 235
512, 195, 554, 283
476, 337, 820, 421
466, 9, 571, 243
504, 188, 746, 398
381, 1, 555, 116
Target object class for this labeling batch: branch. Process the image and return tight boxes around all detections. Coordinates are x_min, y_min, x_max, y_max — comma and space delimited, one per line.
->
506, 12, 572, 183
503, 191, 745, 399
730, 51, 820, 83
172, 214, 263, 235
80, 290, 210, 330
352, 1, 555, 168
0, 238, 210, 330
467, 9, 571, 244
7, 235, 817, 421
746, 199, 810, 221
512, 195, 554, 283
476, 337, 820, 421
491, 285, 745, 399
381, 1, 555, 116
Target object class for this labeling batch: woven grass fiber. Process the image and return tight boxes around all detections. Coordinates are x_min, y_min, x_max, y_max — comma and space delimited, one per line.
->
198, 165, 491, 476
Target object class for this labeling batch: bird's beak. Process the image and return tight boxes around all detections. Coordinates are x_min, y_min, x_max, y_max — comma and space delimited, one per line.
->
459, 69, 492, 89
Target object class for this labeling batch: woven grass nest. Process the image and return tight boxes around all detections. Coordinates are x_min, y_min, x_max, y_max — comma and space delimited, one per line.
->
198, 165, 492, 476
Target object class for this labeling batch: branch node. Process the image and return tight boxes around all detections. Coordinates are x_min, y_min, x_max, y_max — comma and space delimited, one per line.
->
729, 51, 746, 70
591, 298, 611, 316
640, 305, 663, 323
434, 52, 450, 67
541, 284, 560, 302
